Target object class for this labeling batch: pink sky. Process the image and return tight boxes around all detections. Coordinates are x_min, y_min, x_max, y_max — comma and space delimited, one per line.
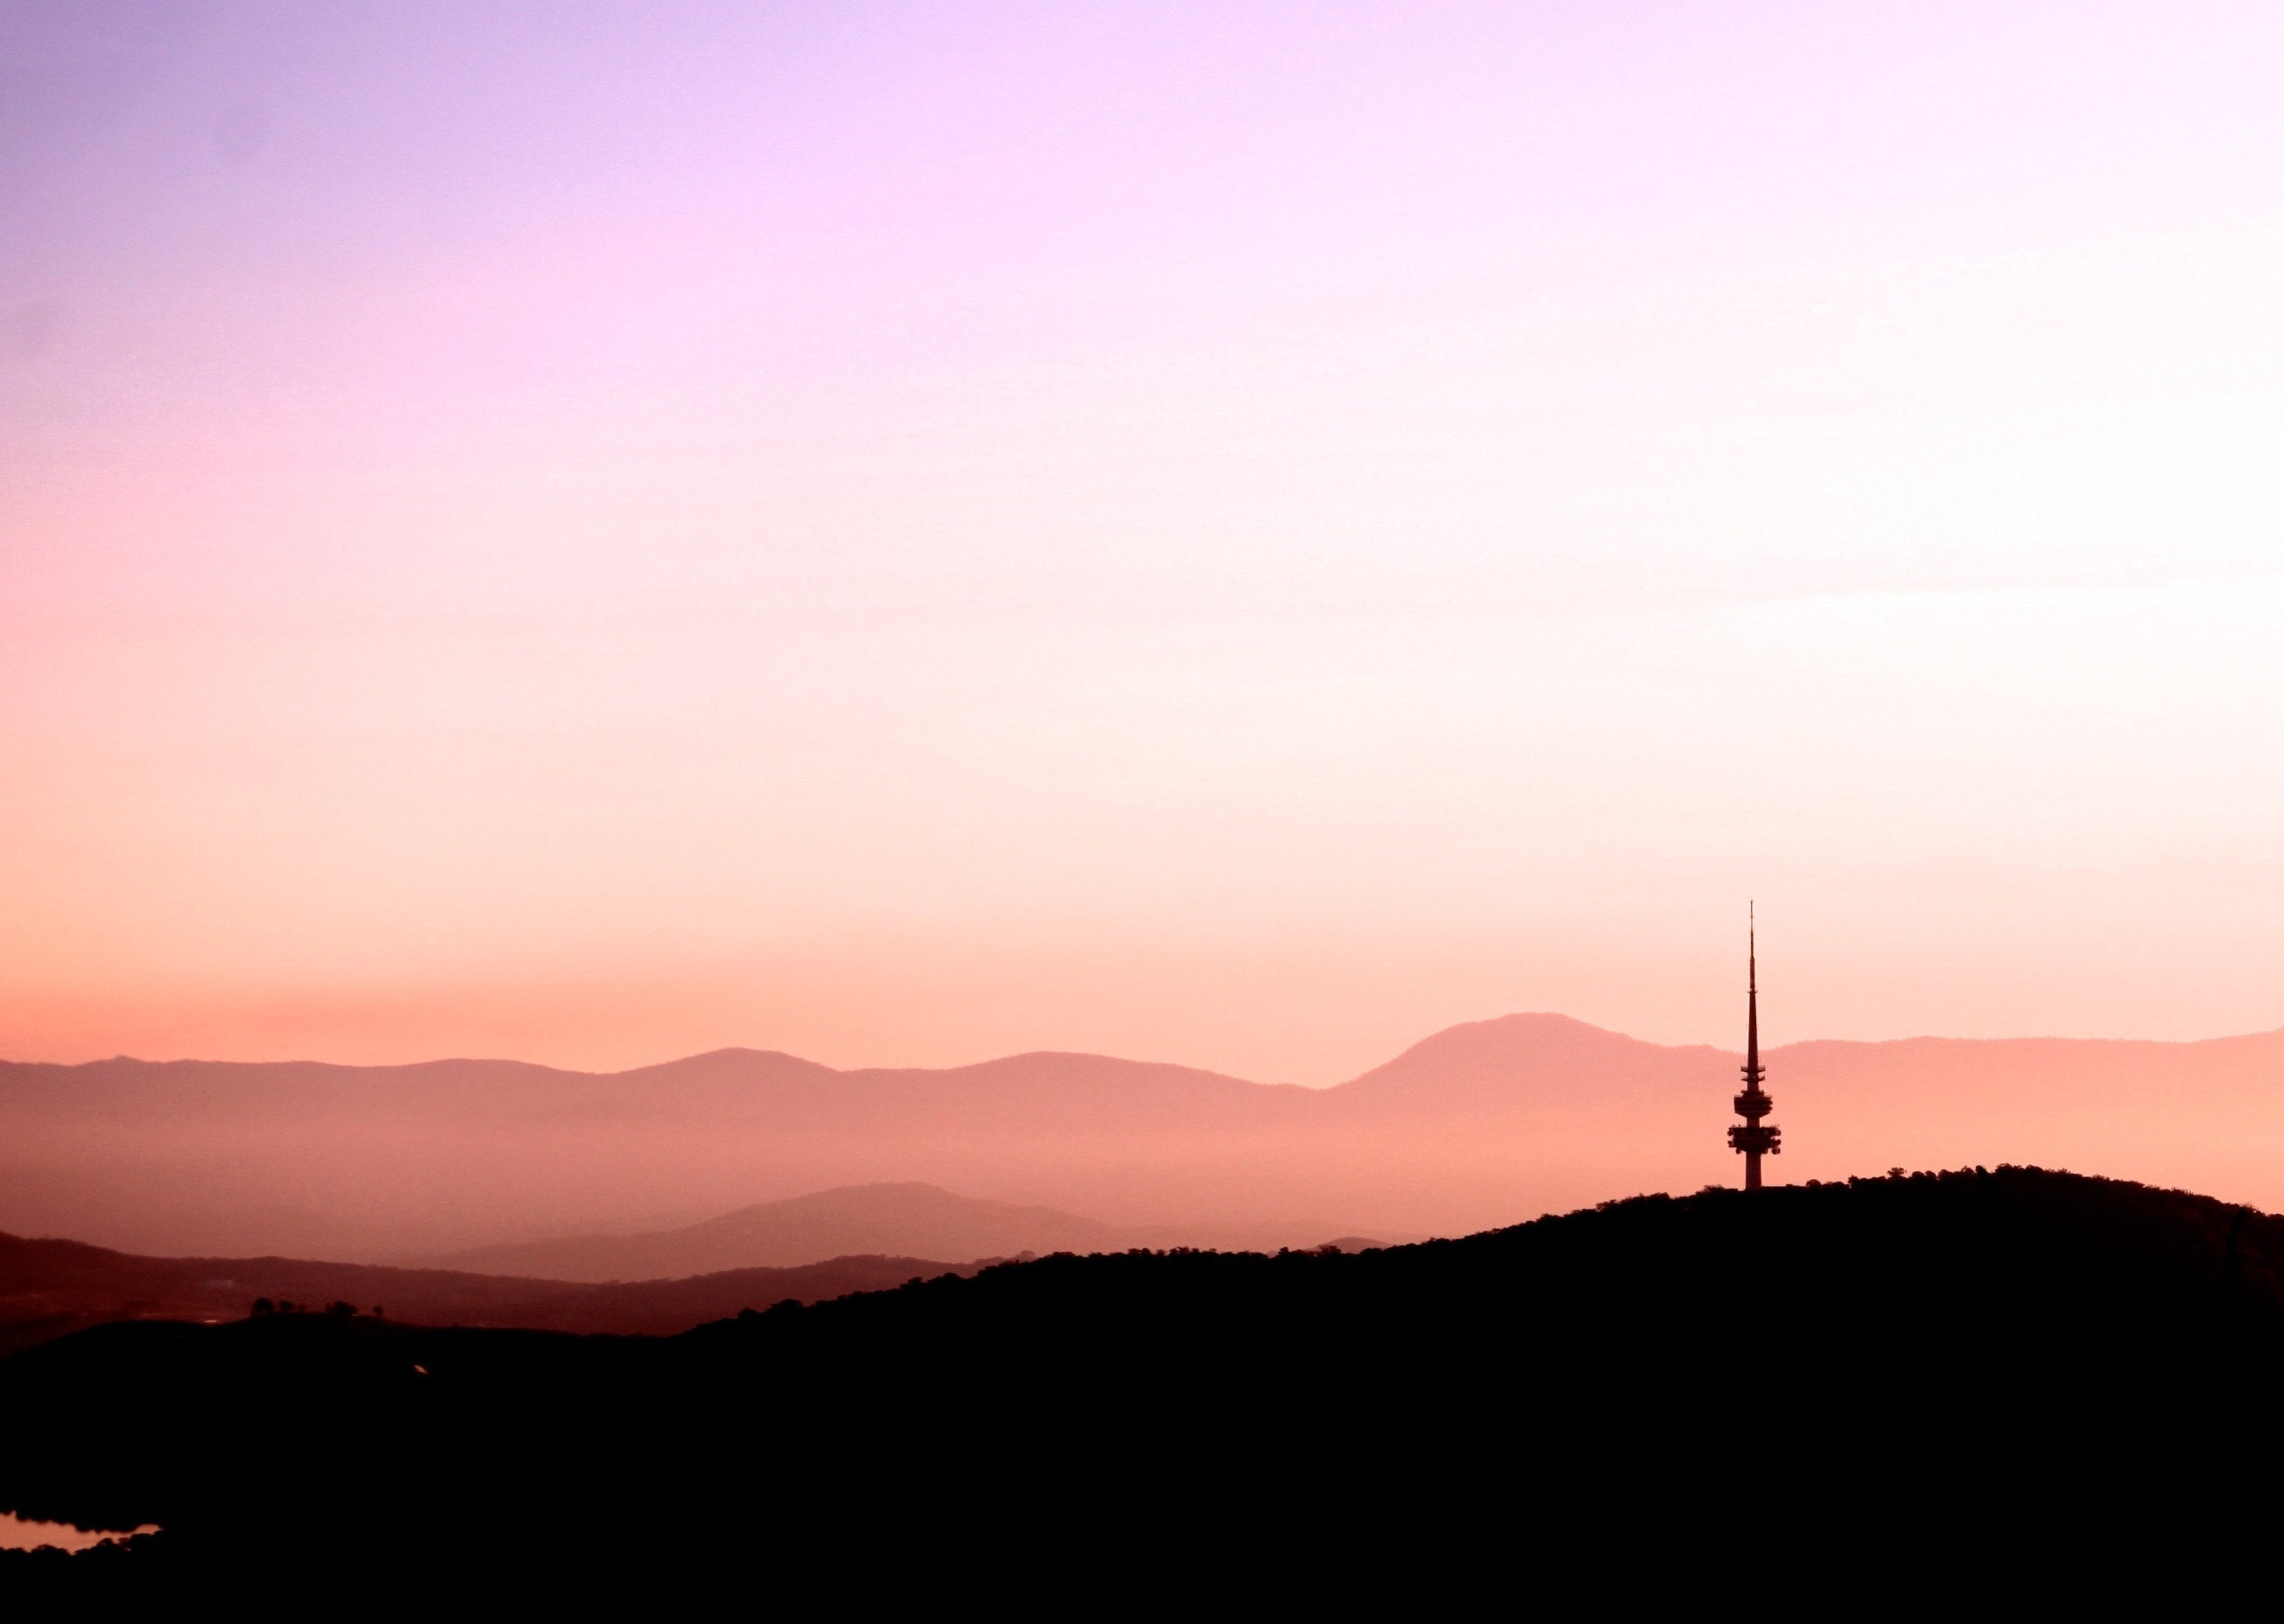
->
6, 3, 2284, 1084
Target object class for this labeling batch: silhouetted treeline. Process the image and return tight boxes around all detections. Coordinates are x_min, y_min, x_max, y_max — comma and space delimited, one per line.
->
5, 1167, 2281, 1596
0, 1233, 976, 1353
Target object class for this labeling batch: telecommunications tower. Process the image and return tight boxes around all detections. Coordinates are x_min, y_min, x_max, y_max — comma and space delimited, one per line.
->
1728, 906, 1781, 1189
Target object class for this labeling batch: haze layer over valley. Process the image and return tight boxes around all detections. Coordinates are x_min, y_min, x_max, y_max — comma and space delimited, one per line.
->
7, 1014, 2283, 1262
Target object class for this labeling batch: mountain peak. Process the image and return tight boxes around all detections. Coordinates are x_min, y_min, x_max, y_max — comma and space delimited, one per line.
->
612, 1048, 843, 1085
1340, 1013, 1674, 1089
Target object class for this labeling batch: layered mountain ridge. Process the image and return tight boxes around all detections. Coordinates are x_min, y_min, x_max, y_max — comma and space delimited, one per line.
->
7, 1014, 2283, 1260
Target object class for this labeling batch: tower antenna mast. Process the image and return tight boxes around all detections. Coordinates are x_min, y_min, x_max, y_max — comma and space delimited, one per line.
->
1728, 902, 1781, 1188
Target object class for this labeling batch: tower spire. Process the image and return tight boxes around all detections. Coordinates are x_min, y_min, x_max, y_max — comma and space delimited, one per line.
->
1728, 902, 1779, 1188
1745, 901, 1759, 1082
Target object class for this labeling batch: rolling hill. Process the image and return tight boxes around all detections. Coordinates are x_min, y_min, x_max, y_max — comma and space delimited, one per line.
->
0, 1230, 977, 1354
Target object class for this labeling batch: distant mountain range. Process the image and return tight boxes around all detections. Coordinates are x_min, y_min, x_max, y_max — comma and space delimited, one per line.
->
414, 1182, 1388, 1281
7, 1014, 2284, 1259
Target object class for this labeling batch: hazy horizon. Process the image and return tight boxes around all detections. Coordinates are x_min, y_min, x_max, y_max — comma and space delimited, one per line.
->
17, 1012, 2284, 1263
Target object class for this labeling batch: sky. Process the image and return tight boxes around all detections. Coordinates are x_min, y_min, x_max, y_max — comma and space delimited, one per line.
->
5, 1, 2284, 1085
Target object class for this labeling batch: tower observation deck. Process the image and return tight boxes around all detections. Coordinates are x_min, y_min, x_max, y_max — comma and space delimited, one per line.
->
1728, 906, 1781, 1189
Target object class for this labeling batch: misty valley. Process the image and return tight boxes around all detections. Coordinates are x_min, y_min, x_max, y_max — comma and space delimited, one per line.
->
10, 1016, 2284, 1263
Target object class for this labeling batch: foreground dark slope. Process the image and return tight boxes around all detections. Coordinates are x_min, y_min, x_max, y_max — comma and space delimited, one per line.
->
9, 1166, 2284, 1587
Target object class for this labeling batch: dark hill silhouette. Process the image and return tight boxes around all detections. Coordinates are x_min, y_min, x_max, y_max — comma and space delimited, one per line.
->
414, 1181, 1386, 1280
0, 1230, 976, 1354
10, 1018, 2284, 1259
6, 1166, 2283, 1591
